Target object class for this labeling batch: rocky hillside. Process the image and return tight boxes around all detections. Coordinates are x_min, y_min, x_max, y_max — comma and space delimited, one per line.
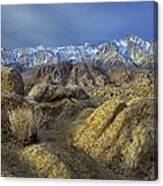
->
21, 61, 156, 102
1, 46, 157, 181
70, 98, 157, 180
22, 62, 110, 94
1, 66, 108, 178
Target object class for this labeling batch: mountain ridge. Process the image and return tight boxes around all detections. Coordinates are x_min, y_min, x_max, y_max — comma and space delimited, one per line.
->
1, 34, 156, 70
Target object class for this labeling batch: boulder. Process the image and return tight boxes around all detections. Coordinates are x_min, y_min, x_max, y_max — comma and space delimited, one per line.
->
1, 66, 24, 95
71, 97, 157, 180
28, 83, 67, 102
28, 83, 90, 102
1, 141, 114, 179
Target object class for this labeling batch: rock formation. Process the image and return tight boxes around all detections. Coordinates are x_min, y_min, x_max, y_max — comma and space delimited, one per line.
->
71, 98, 157, 180
1, 66, 24, 95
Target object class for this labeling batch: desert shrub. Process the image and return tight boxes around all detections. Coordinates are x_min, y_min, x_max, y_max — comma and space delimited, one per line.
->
8, 107, 38, 145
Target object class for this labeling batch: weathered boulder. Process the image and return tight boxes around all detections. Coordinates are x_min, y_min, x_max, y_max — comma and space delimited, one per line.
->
18, 143, 71, 178
1, 142, 114, 179
28, 83, 67, 102
71, 97, 157, 180
28, 83, 90, 102
1, 66, 24, 95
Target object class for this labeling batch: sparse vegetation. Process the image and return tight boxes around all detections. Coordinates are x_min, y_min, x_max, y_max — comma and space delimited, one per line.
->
8, 107, 38, 145
1, 65, 157, 180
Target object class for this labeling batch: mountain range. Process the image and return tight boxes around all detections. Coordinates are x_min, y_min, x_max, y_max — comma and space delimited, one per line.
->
1, 34, 156, 70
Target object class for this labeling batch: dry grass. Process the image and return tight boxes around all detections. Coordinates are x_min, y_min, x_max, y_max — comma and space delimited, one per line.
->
8, 107, 38, 145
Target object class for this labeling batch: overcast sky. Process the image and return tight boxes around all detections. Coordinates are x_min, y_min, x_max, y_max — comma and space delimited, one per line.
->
1, 1, 157, 48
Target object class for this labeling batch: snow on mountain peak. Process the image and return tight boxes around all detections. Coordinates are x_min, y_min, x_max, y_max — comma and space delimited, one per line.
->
1, 34, 155, 69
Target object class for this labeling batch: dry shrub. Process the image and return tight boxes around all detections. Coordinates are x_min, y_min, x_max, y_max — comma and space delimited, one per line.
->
8, 107, 38, 145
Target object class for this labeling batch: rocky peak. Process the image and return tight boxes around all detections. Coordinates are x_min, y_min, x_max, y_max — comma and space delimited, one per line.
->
1, 34, 156, 70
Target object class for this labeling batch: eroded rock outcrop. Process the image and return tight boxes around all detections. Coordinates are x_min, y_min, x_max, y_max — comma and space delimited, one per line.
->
1, 87, 95, 144
28, 83, 67, 102
1, 66, 24, 95
71, 98, 157, 180
1, 140, 115, 179
67, 63, 108, 87
28, 83, 90, 102
23, 62, 109, 94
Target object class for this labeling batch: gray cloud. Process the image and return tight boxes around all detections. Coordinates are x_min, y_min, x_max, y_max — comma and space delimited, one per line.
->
1, 2, 155, 48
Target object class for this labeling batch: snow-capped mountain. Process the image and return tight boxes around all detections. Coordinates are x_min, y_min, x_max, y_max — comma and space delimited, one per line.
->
1, 34, 156, 70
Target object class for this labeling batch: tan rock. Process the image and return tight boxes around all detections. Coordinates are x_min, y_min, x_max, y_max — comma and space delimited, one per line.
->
28, 83, 67, 102
19, 143, 70, 178
1, 66, 24, 95
71, 98, 157, 180
28, 83, 90, 102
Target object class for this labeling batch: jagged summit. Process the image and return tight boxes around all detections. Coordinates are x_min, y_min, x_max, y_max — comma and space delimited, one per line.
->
1, 34, 155, 70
